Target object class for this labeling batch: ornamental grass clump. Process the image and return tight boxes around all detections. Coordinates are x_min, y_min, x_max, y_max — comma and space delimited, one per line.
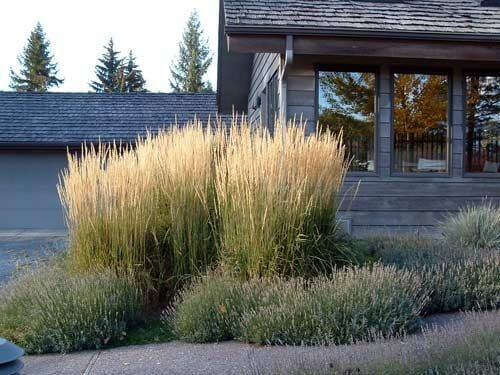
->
59, 117, 351, 297
215, 122, 350, 279
442, 201, 500, 250
0, 264, 144, 354
58, 121, 222, 295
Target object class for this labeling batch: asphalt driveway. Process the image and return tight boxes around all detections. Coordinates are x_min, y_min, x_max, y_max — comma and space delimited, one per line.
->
0, 231, 67, 284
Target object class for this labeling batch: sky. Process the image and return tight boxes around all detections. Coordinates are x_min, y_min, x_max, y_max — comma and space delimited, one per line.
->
0, 0, 220, 92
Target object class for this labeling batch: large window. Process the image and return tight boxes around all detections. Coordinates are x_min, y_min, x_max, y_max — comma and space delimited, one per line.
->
318, 70, 376, 172
392, 72, 449, 174
465, 74, 500, 173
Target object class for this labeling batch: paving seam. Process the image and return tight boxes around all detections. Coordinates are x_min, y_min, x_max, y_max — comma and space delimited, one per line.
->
83, 351, 101, 375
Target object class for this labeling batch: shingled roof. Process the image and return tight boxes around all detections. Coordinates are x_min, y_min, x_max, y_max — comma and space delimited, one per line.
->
0, 92, 225, 148
223, 0, 500, 40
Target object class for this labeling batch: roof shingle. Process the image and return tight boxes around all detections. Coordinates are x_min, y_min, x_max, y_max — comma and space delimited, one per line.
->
0, 92, 225, 147
223, 0, 500, 38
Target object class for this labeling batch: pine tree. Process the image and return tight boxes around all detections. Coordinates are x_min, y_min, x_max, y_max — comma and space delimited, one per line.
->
170, 10, 213, 93
9, 22, 63, 92
90, 39, 125, 92
123, 51, 147, 92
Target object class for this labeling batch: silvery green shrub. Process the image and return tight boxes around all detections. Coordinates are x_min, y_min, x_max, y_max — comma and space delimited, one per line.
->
239, 264, 427, 345
422, 253, 500, 314
0, 265, 144, 354
169, 264, 427, 346
370, 236, 500, 314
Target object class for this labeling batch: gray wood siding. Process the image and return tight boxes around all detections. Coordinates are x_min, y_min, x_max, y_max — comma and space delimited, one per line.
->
283, 55, 500, 237
248, 53, 280, 125
287, 66, 315, 126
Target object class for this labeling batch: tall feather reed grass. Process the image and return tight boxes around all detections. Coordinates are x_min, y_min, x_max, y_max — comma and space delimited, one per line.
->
215, 122, 350, 278
58, 121, 222, 296
58, 117, 349, 298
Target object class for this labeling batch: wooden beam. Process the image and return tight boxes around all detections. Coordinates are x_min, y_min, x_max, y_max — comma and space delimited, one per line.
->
228, 34, 500, 62
228, 35, 286, 54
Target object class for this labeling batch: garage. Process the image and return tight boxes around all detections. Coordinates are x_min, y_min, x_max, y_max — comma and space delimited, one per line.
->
0, 92, 222, 230
0, 151, 68, 229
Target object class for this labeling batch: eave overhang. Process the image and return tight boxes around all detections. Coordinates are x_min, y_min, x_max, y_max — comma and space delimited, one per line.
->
226, 29, 500, 63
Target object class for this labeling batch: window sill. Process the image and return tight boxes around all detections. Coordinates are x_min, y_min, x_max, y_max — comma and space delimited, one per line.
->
463, 173, 500, 179
346, 171, 378, 178
390, 172, 452, 178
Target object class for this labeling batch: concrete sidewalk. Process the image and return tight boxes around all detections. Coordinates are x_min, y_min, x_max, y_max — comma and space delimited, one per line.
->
20, 311, 496, 375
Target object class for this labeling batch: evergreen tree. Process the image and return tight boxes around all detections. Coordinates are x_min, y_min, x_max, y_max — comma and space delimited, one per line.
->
170, 10, 213, 93
122, 51, 147, 92
9, 22, 63, 92
90, 39, 125, 92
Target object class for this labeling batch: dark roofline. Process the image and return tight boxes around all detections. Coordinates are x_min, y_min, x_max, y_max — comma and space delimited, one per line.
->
0, 91, 217, 97
224, 25, 500, 43
0, 141, 136, 151
0, 142, 79, 151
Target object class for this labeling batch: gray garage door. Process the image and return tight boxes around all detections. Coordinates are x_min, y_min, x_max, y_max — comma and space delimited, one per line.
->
0, 151, 68, 230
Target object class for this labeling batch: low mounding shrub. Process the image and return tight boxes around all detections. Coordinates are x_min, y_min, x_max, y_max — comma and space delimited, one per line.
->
442, 201, 500, 250
169, 264, 427, 345
368, 236, 458, 268
240, 265, 427, 345
422, 252, 500, 314
0, 265, 144, 354
370, 236, 500, 314
166, 276, 247, 343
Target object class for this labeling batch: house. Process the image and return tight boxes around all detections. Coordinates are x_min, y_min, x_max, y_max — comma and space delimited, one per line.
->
217, 0, 500, 236
1, 1, 498, 236
0, 92, 221, 230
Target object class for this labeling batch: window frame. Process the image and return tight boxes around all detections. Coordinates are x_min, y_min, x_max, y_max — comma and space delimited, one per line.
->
462, 70, 500, 178
315, 64, 380, 177
389, 67, 453, 178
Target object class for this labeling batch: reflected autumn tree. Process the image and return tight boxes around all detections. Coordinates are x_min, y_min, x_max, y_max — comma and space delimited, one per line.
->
393, 74, 448, 135
466, 75, 500, 172
318, 72, 375, 140
392, 73, 449, 172
318, 71, 376, 171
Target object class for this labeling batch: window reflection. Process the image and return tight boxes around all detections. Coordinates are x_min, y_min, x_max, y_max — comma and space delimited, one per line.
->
393, 73, 449, 173
318, 71, 376, 172
466, 74, 500, 173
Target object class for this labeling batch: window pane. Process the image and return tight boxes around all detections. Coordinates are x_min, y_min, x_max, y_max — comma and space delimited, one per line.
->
393, 73, 449, 173
465, 75, 500, 173
318, 71, 376, 172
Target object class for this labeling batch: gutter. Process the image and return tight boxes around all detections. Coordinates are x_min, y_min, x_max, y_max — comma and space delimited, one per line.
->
224, 26, 500, 43
280, 35, 294, 143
